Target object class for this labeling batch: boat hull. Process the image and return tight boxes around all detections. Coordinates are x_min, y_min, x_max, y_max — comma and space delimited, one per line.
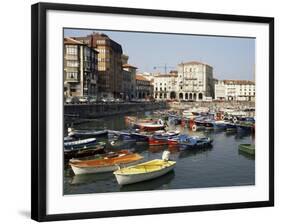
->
148, 138, 168, 146
114, 160, 176, 185
70, 160, 141, 175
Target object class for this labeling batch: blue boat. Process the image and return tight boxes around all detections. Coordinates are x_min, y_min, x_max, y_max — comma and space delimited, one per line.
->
175, 134, 213, 149
225, 122, 237, 132
119, 131, 149, 142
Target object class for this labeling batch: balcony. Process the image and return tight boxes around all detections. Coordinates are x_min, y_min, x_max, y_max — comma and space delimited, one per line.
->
65, 55, 78, 60
65, 77, 79, 83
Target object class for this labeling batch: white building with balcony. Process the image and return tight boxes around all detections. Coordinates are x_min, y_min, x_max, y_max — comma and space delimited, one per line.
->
153, 72, 178, 100
176, 61, 214, 101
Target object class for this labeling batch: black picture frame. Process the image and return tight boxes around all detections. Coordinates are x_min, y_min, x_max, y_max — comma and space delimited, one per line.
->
31, 2, 274, 222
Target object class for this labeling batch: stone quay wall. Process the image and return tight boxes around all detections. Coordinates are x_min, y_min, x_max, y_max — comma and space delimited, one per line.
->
168, 101, 255, 110
64, 101, 168, 119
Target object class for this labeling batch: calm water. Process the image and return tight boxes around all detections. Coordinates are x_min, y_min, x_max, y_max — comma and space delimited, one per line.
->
64, 111, 255, 195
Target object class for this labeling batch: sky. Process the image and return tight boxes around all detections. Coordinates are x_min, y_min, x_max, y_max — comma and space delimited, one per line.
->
64, 28, 255, 81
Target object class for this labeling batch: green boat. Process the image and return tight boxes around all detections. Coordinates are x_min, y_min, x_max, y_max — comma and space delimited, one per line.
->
239, 144, 255, 156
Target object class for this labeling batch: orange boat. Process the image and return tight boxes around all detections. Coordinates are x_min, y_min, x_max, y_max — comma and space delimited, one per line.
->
69, 150, 143, 175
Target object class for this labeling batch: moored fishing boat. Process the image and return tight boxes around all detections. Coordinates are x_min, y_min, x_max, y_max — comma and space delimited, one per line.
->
69, 151, 143, 175
68, 129, 108, 138
225, 122, 237, 132
239, 144, 255, 155
64, 137, 97, 149
114, 151, 176, 185
136, 119, 165, 131
148, 137, 168, 146
153, 130, 180, 140
64, 142, 106, 160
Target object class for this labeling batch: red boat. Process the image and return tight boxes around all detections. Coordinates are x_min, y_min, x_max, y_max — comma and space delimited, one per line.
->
148, 137, 168, 146
167, 138, 179, 146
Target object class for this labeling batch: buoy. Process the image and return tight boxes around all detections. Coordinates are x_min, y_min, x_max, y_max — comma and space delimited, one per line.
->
192, 124, 197, 132
233, 117, 238, 123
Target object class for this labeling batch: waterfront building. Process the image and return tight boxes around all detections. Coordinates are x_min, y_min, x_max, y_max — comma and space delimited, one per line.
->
122, 64, 137, 100
63, 37, 98, 98
153, 72, 178, 100
215, 80, 255, 101
136, 75, 153, 99
74, 33, 123, 98
177, 61, 214, 101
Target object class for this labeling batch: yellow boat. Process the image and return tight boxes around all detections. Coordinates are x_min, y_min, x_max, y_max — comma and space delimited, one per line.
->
114, 151, 176, 185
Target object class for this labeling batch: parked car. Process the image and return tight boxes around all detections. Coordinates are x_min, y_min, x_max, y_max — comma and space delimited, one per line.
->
79, 96, 88, 103
65, 96, 80, 104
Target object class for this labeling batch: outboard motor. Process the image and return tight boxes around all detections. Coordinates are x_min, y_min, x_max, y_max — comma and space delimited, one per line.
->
162, 150, 170, 161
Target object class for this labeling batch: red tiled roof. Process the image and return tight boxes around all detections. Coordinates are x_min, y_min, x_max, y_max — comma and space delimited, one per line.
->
136, 75, 149, 81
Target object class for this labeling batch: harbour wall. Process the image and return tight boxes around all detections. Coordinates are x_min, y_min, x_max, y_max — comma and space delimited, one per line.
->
64, 101, 168, 119
168, 101, 255, 110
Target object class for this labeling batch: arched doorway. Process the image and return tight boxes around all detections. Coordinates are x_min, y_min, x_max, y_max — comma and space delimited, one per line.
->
185, 93, 188, 100
164, 93, 167, 99
138, 92, 142, 99
155, 93, 158, 98
160, 93, 162, 99
189, 93, 193, 100
179, 93, 183, 99
193, 93, 197, 101
170, 91, 176, 99
198, 93, 203, 100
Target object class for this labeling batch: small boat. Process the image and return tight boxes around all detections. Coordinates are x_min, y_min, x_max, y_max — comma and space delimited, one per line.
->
69, 151, 143, 175
64, 142, 106, 160
225, 122, 237, 132
148, 137, 168, 146
136, 119, 165, 131
153, 130, 180, 140
170, 134, 212, 149
68, 129, 108, 138
114, 151, 176, 185
119, 132, 149, 142
213, 120, 227, 129
64, 137, 97, 149
182, 111, 197, 120
239, 144, 255, 155
64, 136, 74, 142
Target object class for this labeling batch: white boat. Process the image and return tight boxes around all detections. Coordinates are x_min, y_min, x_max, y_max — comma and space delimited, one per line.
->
64, 137, 97, 149
69, 151, 143, 175
114, 151, 176, 185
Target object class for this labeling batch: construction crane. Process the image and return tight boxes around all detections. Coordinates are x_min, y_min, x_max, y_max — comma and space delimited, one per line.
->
153, 64, 174, 74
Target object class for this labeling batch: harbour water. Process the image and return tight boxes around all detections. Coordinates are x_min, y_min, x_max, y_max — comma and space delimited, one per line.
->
64, 111, 255, 195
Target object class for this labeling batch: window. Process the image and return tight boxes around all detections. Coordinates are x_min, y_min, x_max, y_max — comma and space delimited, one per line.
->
97, 40, 106, 45
66, 72, 78, 79
66, 46, 77, 55
66, 60, 78, 67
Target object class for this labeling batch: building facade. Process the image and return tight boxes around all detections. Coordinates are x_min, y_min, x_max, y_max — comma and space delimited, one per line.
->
153, 72, 178, 100
74, 33, 123, 98
176, 61, 214, 101
215, 80, 255, 101
63, 37, 98, 98
122, 64, 137, 100
136, 75, 153, 99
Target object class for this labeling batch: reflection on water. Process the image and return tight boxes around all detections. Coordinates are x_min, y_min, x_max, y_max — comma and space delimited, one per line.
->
64, 111, 255, 195
120, 171, 175, 192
